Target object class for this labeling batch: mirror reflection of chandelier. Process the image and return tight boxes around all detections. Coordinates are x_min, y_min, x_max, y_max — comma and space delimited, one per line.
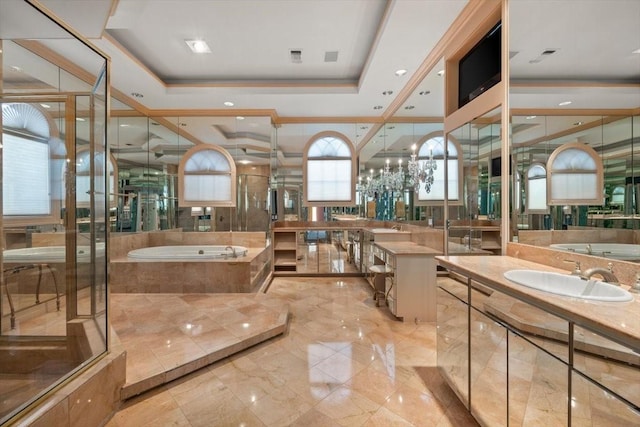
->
359, 158, 404, 197
408, 144, 437, 193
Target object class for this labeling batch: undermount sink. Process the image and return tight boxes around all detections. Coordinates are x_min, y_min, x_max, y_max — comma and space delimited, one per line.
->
503, 269, 634, 302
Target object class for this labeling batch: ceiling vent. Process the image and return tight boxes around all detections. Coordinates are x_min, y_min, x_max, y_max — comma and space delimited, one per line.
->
290, 49, 302, 63
529, 48, 558, 64
324, 51, 339, 62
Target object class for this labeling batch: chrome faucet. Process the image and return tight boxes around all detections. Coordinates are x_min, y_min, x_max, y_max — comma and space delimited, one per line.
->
391, 225, 402, 231
586, 243, 592, 255
580, 263, 619, 285
225, 245, 237, 258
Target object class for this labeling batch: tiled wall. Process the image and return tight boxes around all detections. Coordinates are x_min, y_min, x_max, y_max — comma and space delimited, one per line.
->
518, 229, 636, 246
16, 350, 126, 427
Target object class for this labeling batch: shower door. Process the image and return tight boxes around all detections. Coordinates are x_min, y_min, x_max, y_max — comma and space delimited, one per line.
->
0, 93, 108, 423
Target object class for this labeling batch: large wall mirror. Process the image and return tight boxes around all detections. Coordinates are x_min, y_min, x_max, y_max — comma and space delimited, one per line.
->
273, 122, 373, 221
509, 1, 640, 262
109, 107, 273, 233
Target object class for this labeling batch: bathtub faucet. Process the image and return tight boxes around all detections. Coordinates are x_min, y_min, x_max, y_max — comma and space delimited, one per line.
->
580, 263, 619, 285
225, 246, 237, 258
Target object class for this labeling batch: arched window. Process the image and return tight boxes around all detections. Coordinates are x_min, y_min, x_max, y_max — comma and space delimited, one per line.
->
547, 142, 603, 205
178, 144, 236, 207
525, 163, 547, 213
303, 132, 355, 206
2, 102, 62, 224
414, 134, 463, 205
75, 150, 117, 208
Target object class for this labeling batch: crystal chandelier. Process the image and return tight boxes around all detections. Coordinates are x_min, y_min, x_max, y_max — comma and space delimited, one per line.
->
359, 158, 405, 198
407, 144, 437, 193
381, 158, 405, 193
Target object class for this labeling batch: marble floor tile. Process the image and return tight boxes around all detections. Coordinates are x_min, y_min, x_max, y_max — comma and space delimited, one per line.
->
106, 277, 479, 426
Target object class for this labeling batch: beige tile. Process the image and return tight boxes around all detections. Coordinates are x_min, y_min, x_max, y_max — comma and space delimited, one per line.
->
315, 385, 380, 426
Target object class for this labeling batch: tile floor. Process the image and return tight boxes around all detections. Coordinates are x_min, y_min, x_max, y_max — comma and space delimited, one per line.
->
110, 292, 290, 399
107, 276, 478, 426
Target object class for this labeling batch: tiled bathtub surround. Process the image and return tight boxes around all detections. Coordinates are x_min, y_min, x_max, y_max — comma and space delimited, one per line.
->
109, 231, 271, 293
110, 247, 271, 293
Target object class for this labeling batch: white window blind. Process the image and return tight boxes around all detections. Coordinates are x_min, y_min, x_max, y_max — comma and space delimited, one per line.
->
418, 159, 459, 201
307, 159, 351, 201
527, 178, 547, 211
184, 175, 231, 201
3, 133, 51, 215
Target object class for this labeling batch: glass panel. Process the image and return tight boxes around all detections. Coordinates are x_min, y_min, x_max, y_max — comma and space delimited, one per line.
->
572, 325, 640, 408
0, 31, 108, 425
469, 307, 507, 426
436, 281, 469, 408
508, 332, 569, 426
571, 371, 640, 426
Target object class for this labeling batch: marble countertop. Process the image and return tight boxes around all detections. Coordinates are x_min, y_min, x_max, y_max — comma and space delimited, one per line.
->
436, 255, 640, 353
375, 241, 441, 256
364, 228, 411, 234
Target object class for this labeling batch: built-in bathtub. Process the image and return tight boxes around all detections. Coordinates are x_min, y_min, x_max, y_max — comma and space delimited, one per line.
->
550, 243, 640, 261
3, 243, 106, 263
128, 245, 248, 260
111, 244, 270, 293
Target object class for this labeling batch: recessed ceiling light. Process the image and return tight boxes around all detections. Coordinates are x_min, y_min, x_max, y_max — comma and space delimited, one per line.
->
573, 121, 584, 126
419, 90, 430, 95
119, 124, 130, 127
632, 48, 640, 54
404, 105, 415, 110
185, 39, 211, 53
224, 101, 234, 107
40, 103, 51, 109
239, 160, 251, 165
76, 117, 85, 122
131, 92, 143, 98
10, 65, 22, 72
437, 70, 445, 76
236, 116, 245, 120
395, 69, 407, 76
558, 101, 572, 106
373, 105, 383, 110
525, 115, 537, 120
382, 90, 393, 95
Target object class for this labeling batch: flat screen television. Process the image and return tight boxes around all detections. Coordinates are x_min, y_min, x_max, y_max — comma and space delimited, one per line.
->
458, 22, 501, 108
491, 155, 512, 177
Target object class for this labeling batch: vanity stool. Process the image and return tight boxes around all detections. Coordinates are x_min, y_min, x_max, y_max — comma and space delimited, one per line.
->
368, 264, 391, 307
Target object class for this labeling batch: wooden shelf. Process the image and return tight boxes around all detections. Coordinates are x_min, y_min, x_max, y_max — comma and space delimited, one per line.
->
273, 230, 298, 273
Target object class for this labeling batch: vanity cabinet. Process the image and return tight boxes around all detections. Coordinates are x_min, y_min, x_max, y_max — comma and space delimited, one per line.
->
360, 228, 411, 275
437, 255, 640, 427
375, 241, 439, 322
448, 223, 501, 254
